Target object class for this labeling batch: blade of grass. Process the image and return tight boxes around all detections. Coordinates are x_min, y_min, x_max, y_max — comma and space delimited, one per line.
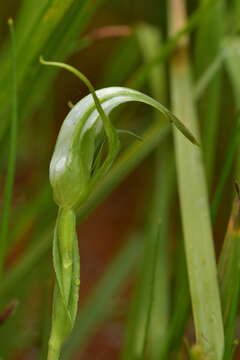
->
218, 187, 240, 360
122, 149, 174, 360
194, 52, 224, 101
141, 222, 162, 360
136, 23, 166, 109
211, 112, 240, 222
165, 243, 190, 360
223, 37, 240, 179
138, 33, 171, 360
194, 0, 224, 183
168, 1, 224, 359
233, 0, 240, 26
14, 0, 51, 50
0, 19, 18, 276
132, 23, 171, 360
39, 280, 52, 360
143, 149, 173, 360
224, 37, 240, 101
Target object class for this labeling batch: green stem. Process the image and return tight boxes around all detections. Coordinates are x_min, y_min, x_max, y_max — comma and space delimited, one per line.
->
168, 1, 224, 359
47, 207, 80, 360
0, 19, 18, 275
47, 336, 61, 360
57, 208, 75, 301
47, 285, 66, 360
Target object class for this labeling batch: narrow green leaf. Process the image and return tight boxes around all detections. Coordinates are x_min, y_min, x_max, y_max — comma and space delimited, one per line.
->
165, 243, 190, 359
223, 37, 240, 101
194, 0, 225, 184
194, 53, 224, 101
211, 112, 240, 222
168, 1, 224, 359
0, 19, 18, 276
224, 36, 240, 179
122, 23, 172, 360
218, 189, 240, 360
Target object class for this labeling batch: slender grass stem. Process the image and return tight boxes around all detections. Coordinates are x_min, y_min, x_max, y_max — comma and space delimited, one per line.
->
168, 1, 224, 359
47, 339, 61, 360
0, 19, 18, 276
142, 223, 161, 360
224, 36, 240, 181
211, 113, 240, 222
121, 24, 172, 360
194, 53, 224, 101
194, 0, 224, 184
218, 190, 240, 360
137, 24, 171, 360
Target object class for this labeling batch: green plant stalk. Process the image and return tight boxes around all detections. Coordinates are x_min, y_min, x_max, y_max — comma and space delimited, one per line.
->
39, 272, 53, 360
121, 23, 169, 360
218, 193, 240, 360
142, 223, 161, 360
224, 36, 240, 179
194, 53, 224, 101
165, 242, 190, 359
136, 23, 171, 360
211, 113, 240, 222
194, 0, 224, 184
234, 0, 240, 25
168, 1, 224, 359
41, 58, 117, 359
143, 149, 173, 360
122, 149, 173, 360
47, 207, 80, 360
0, 19, 18, 276
223, 37, 240, 101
